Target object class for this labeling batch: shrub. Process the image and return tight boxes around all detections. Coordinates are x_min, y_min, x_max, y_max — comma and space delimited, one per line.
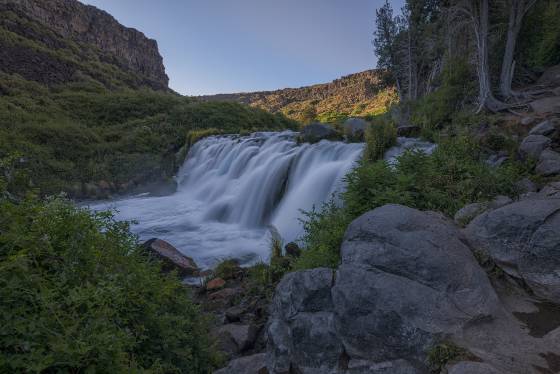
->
364, 115, 397, 161
427, 343, 467, 373
0, 196, 217, 373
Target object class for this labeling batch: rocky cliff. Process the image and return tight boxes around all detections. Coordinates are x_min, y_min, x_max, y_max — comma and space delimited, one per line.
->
0, 0, 168, 90
201, 70, 398, 123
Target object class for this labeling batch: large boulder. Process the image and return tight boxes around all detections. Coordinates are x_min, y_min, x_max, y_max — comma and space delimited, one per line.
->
343, 118, 368, 141
300, 123, 339, 143
142, 238, 199, 276
536, 149, 560, 176
519, 135, 551, 159
465, 198, 560, 304
214, 353, 268, 374
214, 324, 258, 356
267, 205, 500, 374
530, 97, 560, 115
529, 120, 556, 136
447, 362, 504, 374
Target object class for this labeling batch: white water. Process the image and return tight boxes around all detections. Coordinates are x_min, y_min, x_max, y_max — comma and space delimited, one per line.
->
90, 132, 434, 269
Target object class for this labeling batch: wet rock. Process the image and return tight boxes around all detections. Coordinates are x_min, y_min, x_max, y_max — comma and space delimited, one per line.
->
284, 242, 301, 257
536, 149, 560, 176
465, 198, 560, 304
142, 238, 199, 276
214, 353, 268, 374
207, 278, 226, 291
519, 135, 552, 159
215, 324, 258, 355
454, 203, 487, 226
529, 120, 556, 136
396, 125, 420, 137
344, 118, 368, 141
300, 123, 339, 143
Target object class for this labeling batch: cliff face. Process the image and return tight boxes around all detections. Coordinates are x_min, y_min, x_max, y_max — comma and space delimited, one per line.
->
201, 70, 397, 122
0, 0, 168, 90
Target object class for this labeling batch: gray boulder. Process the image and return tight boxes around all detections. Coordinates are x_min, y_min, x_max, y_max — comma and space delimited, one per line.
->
515, 178, 538, 194
536, 149, 560, 176
267, 205, 500, 374
465, 198, 560, 303
530, 96, 560, 115
454, 203, 488, 226
214, 353, 267, 374
300, 123, 338, 143
344, 118, 368, 141
537, 181, 560, 199
519, 135, 551, 159
447, 362, 504, 374
529, 120, 556, 136
214, 324, 258, 356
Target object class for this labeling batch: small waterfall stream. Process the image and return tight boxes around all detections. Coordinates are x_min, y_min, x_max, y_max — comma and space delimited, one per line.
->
91, 131, 433, 268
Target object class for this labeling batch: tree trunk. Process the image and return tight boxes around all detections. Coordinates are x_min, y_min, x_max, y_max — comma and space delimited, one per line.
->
499, 0, 525, 98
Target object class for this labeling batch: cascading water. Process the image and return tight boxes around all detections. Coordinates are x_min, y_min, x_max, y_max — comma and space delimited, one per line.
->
90, 131, 434, 269
91, 131, 363, 268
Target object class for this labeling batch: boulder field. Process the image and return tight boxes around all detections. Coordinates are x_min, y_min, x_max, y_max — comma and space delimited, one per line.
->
258, 187, 560, 374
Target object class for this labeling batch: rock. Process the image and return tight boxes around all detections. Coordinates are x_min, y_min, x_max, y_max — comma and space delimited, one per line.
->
300, 123, 338, 143
554, 87, 560, 96
396, 125, 421, 137
207, 277, 226, 291
519, 135, 552, 159
344, 118, 368, 141
515, 178, 537, 194
454, 203, 487, 226
215, 324, 258, 355
487, 195, 513, 210
529, 120, 556, 136
486, 154, 508, 168
537, 181, 560, 198
520, 116, 535, 126
225, 306, 245, 323
2, 0, 169, 89
536, 149, 560, 176
98, 180, 111, 191
267, 205, 500, 373
142, 238, 198, 276
447, 362, 504, 374
530, 97, 560, 115
537, 64, 560, 87
214, 353, 268, 374
465, 198, 560, 303
209, 288, 238, 301
284, 242, 301, 257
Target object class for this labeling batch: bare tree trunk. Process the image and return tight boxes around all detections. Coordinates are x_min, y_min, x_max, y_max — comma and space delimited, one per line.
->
499, 0, 537, 98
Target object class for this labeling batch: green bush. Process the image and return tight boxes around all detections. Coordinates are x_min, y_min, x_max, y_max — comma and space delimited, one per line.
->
0, 196, 217, 373
364, 115, 397, 161
294, 136, 522, 271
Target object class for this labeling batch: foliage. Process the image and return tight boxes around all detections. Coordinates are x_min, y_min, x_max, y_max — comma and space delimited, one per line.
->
294, 136, 522, 271
410, 59, 476, 139
292, 199, 352, 271
518, 0, 560, 70
186, 128, 222, 147
213, 259, 241, 281
364, 115, 397, 161
427, 343, 466, 373
246, 237, 292, 298
0, 196, 217, 373
0, 74, 296, 197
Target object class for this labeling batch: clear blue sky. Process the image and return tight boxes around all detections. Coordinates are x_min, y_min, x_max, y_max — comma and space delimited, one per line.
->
80, 0, 404, 96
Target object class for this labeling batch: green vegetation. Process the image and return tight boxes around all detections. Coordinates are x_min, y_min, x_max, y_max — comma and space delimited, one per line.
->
293, 135, 523, 270
427, 343, 467, 373
363, 115, 397, 161
0, 193, 217, 372
0, 74, 297, 197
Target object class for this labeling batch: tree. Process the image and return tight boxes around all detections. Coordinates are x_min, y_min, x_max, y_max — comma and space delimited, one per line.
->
449, 0, 506, 111
499, 0, 539, 98
373, 0, 402, 98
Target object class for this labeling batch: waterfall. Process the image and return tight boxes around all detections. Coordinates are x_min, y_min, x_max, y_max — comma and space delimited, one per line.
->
92, 131, 363, 268
90, 131, 433, 269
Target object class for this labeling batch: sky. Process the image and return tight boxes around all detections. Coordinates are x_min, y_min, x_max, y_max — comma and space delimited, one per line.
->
79, 0, 404, 96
